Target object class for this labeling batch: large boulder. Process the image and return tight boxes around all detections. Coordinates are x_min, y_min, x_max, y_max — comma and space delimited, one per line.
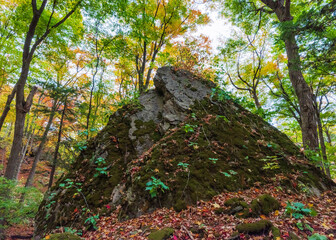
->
35, 67, 334, 237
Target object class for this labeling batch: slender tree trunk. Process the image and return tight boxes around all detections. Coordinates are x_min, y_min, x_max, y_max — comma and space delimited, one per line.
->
27, 128, 37, 159
48, 100, 67, 189
0, 85, 17, 132
283, 33, 319, 151
6, 122, 13, 138
252, 91, 262, 110
87, 60, 99, 139
325, 128, 332, 145
24, 113, 31, 137
315, 105, 331, 177
25, 100, 57, 188
16, 129, 35, 179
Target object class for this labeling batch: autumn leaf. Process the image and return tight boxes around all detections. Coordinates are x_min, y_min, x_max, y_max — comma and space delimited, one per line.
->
212, 203, 220, 209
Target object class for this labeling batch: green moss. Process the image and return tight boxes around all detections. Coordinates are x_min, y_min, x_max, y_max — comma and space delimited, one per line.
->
224, 198, 246, 207
236, 220, 273, 234
173, 199, 187, 212
289, 232, 300, 240
148, 228, 175, 240
229, 232, 240, 240
271, 226, 281, 239
249, 194, 280, 217
214, 207, 225, 215
47, 233, 81, 240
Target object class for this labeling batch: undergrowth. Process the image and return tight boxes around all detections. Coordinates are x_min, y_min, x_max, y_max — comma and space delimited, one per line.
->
0, 177, 43, 229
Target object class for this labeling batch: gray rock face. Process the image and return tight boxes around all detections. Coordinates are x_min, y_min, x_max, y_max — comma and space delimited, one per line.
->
155, 67, 215, 123
126, 67, 215, 156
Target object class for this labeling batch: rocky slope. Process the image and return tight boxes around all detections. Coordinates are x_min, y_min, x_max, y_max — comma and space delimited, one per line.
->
35, 67, 334, 238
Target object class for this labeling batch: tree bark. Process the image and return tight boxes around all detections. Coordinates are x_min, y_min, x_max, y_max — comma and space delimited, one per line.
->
16, 128, 35, 179
25, 100, 57, 188
315, 103, 331, 177
283, 33, 319, 150
0, 85, 17, 132
260, 0, 319, 151
325, 128, 332, 145
252, 91, 262, 110
48, 100, 67, 189
5, 85, 37, 180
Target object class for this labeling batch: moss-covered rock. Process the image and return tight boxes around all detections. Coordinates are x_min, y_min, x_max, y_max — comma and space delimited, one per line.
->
47, 233, 81, 240
271, 226, 281, 239
148, 228, 175, 240
249, 194, 280, 217
35, 67, 335, 237
224, 194, 279, 218
224, 197, 249, 217
224, 198, 247, 207
236, 220, 273, 234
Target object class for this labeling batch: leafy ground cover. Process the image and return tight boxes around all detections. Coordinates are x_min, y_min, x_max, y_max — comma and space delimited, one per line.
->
79, 183, 336, 239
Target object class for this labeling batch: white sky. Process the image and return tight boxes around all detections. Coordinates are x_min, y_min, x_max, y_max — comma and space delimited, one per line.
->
193, 4, 235, 52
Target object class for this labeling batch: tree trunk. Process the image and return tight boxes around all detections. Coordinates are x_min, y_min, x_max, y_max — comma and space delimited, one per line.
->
252, 91, 262, 110
325, 128, 332, 145
0, 85, 17, 132
315, 105, 331, 177
283, 33, 319, 151
260, 0, 319, 151
87, 59, 99, 139
6, 122, 13, 138
16, 129, 35, 179
4, 73, 37, 180
25, 100, 57, 188
48, 100, 67, 189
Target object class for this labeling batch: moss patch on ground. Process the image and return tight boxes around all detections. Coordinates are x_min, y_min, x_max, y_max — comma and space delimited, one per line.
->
47, 233, 81, 240
148, 228, 174, 240
236, 220, 273, 234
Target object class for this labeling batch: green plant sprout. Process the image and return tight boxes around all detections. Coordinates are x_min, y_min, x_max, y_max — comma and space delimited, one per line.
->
209, 158, 218, 164
285, 202, 315, 219
183, 124, 197, 133
84, 214, 99, 230
261, 156, 281, 170
188, 142, 198, 147
177, 162, 189, 170
221, 170, 238, 177
146, 176, 169, 198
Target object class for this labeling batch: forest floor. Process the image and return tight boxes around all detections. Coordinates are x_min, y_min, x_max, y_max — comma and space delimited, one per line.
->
82, 186, 336, 240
